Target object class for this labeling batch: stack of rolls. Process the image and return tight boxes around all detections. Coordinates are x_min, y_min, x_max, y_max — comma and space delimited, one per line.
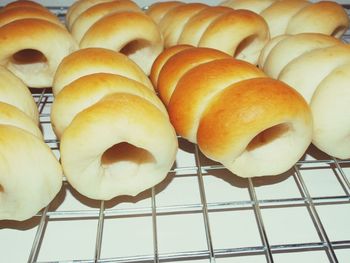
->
146, 2, 270, 65
66, 0, 163, 75
151, 46, 313, 178
259, 33, 350, 159
220, 0, 349, 39
51, 48, 178, 200
0, 66, 62, 221
0, 0, 78, 88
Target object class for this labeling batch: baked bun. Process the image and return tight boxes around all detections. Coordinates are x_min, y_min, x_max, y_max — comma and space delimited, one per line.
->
220, 0, 349, 38
0, 1, 78, 88
70, 0, 141, 43
259, 33, 350, 159
148, 2, 270, 64
152, 46, 313, 178
52, 48, 178, 200
66, 0, 121, 30
0, 66, 62, 221
66, 0, 163, 75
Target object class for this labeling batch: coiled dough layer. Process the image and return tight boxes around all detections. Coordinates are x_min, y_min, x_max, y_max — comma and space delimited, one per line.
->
52, 48, 178, 200
152, 46, 313, 178
259, 33, 350, 159
0, 66, 62, 221
66, 0, 163, 75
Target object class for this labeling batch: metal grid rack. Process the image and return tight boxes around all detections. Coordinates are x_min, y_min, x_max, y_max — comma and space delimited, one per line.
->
1, 4, 350, 263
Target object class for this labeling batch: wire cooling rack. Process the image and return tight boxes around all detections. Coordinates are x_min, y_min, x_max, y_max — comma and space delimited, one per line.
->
1, 3, 350, 263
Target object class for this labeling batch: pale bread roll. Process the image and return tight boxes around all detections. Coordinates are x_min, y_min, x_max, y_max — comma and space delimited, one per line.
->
67, 0, 162, 75
0, 18, 77, 88
70, 0, 141, 43
0, 66, 62, 221
53, 48, 178, 200
259, 33, 350, 159
220, 0, 349, 38
0, 125, 62, 221
0, 1, 78, 88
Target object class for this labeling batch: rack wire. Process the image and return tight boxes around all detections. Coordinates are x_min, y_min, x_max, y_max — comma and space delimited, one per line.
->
1, 4, 350, 263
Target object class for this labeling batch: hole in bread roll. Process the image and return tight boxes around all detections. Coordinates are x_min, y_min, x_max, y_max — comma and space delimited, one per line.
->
332, 26, 347, 38
101, 142, 156, 178
120, 39, 150, 57
246, 123, 290, 151
0, 184, 3, 193
234, 35, 257, 59
12, 49, 47, 65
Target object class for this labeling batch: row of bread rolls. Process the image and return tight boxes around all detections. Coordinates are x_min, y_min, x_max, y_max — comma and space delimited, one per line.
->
0, 0, 348, 221
0, 66, 62, 221
220, 0, 349, 38
0, 0, 78, 88
66, 0, 163, 75
51, 48, 178, 200
151, 46, 313, 178
259, 33, 350, 159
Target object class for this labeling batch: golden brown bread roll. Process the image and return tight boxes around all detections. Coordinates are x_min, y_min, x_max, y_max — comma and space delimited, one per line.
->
0, 0, 78, 88
220, 0, 349, 38
66, 0, 163, 75
259, 33, 350, 159
152, 46, 313, 178
52, 48, 178, 200
148, 2, 270, 65
0, 66, 62, 221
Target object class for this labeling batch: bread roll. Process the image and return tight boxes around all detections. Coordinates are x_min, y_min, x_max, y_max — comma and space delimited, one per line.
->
0, 1, 78, 88
0, 125, 62, 221
52, 48, 178, 200
66, 0, 120, 30
220, 0, 349, 38
70, 0, 141, 43
67, 0, 162, 75
149, 2, 269, 64
152, 46, 312, 177
0, 67, 62, 221
259, 33, 350, 159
